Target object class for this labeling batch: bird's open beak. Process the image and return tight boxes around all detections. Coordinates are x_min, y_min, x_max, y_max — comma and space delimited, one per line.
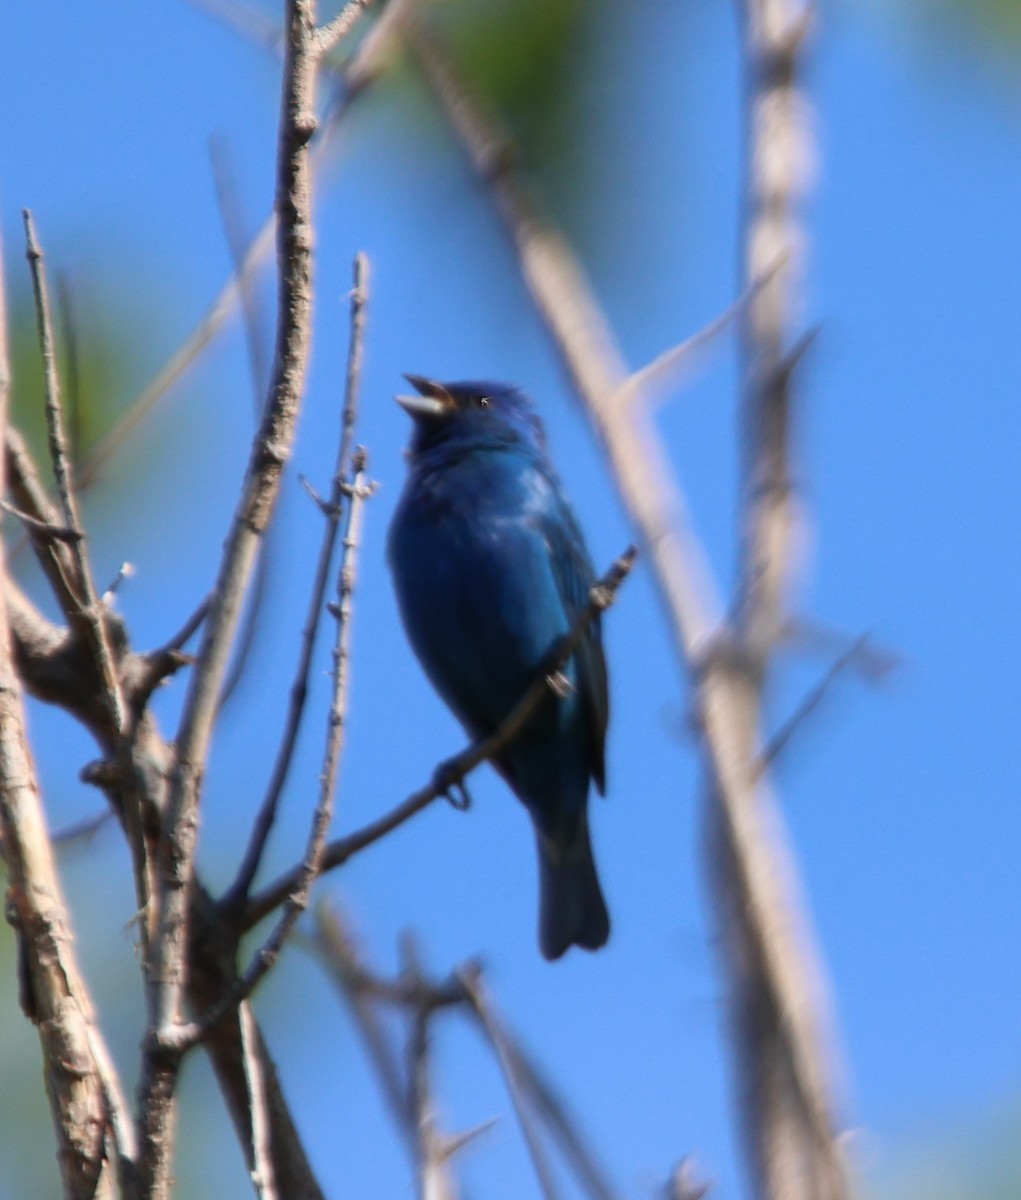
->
395, 374, 454, 420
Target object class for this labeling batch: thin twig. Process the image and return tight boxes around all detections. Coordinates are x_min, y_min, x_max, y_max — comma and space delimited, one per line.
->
780, 617, 898, 684
169, 448, 373, 1051
5, 427, 82, 609
239, 1001, 279, 1200
227, 252, 370, 907
311, 905, 411, 1137
459, 971, 618, 1200
311, 910, 613, 1198
612, 262, 784, 412
210, 135, 275, 712
52, 808, 114, 847
56, 273, 84, 464
210, 136, 271, 410
160, 596, 211, 653
0, 497, 82, 542
404, 936, 461, 1200
22, 210, 127, 737
246, 545, 637, 929
23, 211, 83, 540
314, 0, 373, 57
758, 635, 870, 776
337, 252, 369, 476
191, 0, 283, 49
459, 968, 562, 1200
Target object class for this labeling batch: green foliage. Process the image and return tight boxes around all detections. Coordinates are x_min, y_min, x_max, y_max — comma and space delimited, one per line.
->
881, 1105, 1021, 1200
6, 281, 143, 485
945, 0, 1021, 41
876, 0, 1021, 52
437, 0, 589, 164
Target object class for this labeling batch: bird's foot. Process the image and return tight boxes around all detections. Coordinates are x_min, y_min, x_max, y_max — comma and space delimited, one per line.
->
433, 762, 473, 811
546, 669, 574, 699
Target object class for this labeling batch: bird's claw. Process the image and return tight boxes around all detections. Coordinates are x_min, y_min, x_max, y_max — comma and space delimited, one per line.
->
433, 762, 472, 811
546, 669, 574, 699
445, 780, 472, 811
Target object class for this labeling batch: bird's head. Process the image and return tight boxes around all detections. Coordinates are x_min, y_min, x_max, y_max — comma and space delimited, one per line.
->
396, 375, 546, 457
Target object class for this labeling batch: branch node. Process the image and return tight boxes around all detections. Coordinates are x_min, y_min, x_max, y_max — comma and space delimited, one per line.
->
80, 757, 123, 790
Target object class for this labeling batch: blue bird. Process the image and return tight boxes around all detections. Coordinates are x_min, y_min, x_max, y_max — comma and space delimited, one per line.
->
388, 375, 610, 960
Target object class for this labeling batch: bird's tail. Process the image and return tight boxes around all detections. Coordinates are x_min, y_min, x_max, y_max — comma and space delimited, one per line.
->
537, 813, 610, 961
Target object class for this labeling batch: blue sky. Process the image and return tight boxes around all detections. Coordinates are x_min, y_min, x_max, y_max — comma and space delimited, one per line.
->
1, 2, 1019, 1197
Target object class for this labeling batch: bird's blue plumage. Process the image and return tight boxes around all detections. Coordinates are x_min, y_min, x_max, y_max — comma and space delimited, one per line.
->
388, 377, 610, 959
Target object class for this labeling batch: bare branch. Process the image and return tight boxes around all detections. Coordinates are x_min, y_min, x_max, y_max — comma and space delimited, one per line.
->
759, 635, 871, 775
56, 272, 84, 464
158, 595, 210, 654
311, 910, 618, 1200
210, 135, 271, 416
135, 2, 323, 1191
0, 497, 82, 543
52, 808, 114, 847
168, 441, 374, 1052
311, 912, 483, 1199
23, 211, 83, 540
780, 617, 898, 684
404, 936, 462, 1200
5, 426, 82, 609
239, 1001, 279, 1200
209, 134, 275, 711
0, 226, 132, 1200
246, 545, 637, 929
167, 441, 374, 1051
613, 263, 784, 413
5, 552, 325, 1200
459, 969, 618, 1200
458, 968, 561, 1200
183, 886, 327, 1200
314, 0, 373, 58
190, 0, 283, 51
311, 905, 411, 1138
22, 210, 127, 737
717, 2, 851, 1196
228, 252, 370, 907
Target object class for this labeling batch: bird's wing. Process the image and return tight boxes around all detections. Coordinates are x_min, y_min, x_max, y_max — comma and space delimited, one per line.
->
536, 485, 609, 794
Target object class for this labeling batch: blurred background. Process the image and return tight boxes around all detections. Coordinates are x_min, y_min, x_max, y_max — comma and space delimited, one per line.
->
1, 0, 1020, 1196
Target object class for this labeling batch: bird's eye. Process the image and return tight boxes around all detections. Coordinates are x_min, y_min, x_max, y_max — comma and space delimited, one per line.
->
477, 396, 491, 408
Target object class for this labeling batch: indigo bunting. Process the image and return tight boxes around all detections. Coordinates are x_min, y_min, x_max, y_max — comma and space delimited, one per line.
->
388, 375, 610, 960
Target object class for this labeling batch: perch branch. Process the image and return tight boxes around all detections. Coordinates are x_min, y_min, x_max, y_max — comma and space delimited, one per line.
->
246, 545, 637, 929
